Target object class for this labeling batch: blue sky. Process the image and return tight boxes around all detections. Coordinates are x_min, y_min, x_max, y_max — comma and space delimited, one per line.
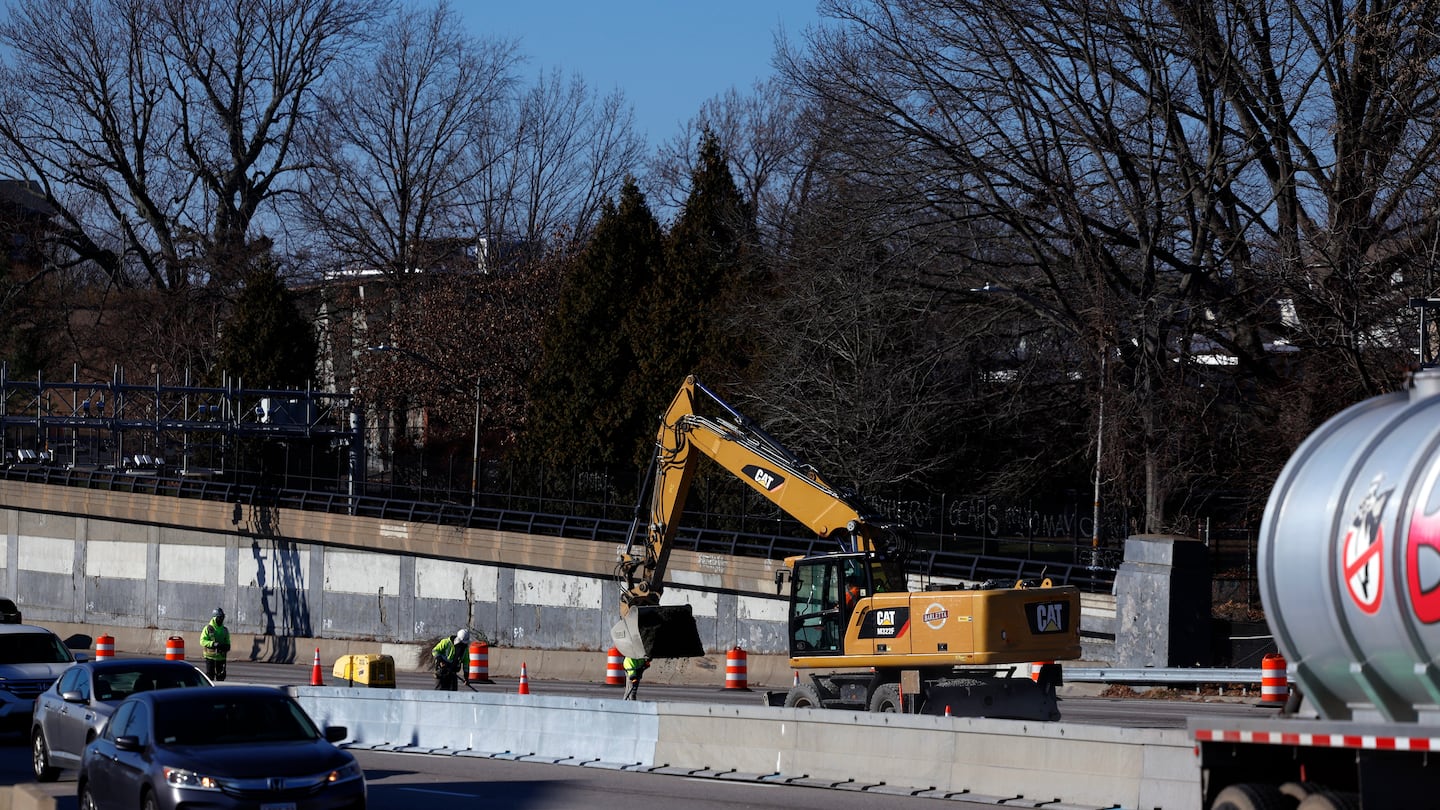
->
460, 1, 822, 149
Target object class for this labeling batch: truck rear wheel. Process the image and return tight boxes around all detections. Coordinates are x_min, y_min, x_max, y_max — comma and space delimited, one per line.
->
1295, 793, 1358, 810
1211, 784, 1296, 810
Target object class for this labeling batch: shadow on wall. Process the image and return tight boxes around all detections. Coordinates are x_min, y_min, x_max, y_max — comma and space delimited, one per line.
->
247, 537, 312, 665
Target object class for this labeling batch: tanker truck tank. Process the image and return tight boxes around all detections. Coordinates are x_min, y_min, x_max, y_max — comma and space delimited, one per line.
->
1260, 367, 1440, 724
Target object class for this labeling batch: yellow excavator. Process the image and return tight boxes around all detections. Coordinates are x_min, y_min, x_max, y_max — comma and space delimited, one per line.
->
611, 375, 1081, 719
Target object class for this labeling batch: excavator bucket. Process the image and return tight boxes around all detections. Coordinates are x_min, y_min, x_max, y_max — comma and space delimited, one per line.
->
611, 604, 704, 659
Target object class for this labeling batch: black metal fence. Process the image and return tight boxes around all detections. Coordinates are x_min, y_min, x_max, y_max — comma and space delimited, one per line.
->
0, 367, 1151, 593
0, 464, 1122, 593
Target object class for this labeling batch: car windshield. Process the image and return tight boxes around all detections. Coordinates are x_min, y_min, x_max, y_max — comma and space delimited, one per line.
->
97, 665, 209, 701
155, 693, 322, 745
0, 632, 71, 664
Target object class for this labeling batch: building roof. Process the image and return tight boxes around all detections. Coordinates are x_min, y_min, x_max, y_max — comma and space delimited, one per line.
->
0, 179, 55, 217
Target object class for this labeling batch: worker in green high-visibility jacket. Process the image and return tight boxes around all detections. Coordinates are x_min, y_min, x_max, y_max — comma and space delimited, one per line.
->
623, 656, 649, 700
433, 628, 469, 691
200, 607, 230, 681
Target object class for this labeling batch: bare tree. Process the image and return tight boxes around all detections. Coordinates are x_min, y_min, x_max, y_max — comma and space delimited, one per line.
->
780, 0, 1440, 532
358, 259, 562, 460
476, 68, 645, 255
296, 1, 520, 281
0, 0, 390, 292
648, 79, 812, 243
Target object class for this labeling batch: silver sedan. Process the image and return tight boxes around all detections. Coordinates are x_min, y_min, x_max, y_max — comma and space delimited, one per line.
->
32, 657, 211, 781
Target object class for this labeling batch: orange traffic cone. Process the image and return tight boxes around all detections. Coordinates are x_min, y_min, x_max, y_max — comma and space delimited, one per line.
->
517, 661, 530, 695
792, 670, 799, 687
310, 647, 324, 686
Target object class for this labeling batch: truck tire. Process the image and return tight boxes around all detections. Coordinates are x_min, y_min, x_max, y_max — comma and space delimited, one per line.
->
784, 683, 822, 709
1211, 784, 1296, 810
869, 683, 902, 713
1279, 783, 1318, 802
1295, 793, 1358, 810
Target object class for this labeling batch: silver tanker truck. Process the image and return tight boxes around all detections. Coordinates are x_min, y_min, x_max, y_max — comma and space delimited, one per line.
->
1191, 368, 1440, 809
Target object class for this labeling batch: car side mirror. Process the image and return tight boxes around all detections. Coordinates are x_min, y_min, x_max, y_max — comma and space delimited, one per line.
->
324, 726, 348, 743
60, 690, 86, 704
114, 736, 141, 752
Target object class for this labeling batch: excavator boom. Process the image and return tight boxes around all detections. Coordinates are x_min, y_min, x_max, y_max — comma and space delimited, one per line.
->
612, 375, 905, 659
614, 375, 1080, 720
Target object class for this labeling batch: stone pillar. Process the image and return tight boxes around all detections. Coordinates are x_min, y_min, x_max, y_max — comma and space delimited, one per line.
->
1114, 534, 1212, 668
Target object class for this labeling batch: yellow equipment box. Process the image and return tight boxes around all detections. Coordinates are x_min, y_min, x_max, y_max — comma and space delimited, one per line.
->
331, 654, 396, 688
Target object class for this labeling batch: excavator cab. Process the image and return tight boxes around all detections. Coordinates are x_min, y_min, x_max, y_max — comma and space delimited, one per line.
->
786, 552, 897, 656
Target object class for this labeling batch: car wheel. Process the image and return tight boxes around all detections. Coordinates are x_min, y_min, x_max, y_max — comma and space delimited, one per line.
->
142, 789, 160, 810
31, 727, 59, 782
78, 781, 97, 810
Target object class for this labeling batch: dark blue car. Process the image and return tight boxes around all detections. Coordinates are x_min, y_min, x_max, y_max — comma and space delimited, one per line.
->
77, 685, 365, 810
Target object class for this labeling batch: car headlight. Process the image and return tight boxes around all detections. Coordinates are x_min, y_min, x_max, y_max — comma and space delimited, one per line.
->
327, 761, 363, 784
163, 766, 222, 791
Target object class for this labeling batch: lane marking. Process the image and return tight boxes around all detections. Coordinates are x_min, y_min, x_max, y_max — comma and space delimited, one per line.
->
399, 787, 482, 797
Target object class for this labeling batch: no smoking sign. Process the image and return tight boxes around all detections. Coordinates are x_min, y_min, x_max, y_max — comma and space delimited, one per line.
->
1343, 526, 1384, 614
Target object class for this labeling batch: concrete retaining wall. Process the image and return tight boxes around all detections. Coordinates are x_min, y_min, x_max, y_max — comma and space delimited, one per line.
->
0, 480, 1115, 676
293, 687, 1201, 810
0, 481, 792, 660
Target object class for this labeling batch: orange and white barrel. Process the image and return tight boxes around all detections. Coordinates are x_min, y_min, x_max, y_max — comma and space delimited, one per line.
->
1261, 653, 1290, 705
725, 646, 749, 690
468, 640, 492, 683
605, 647, 625, 686
165, 636, 185, 661
96, 634, 115, 659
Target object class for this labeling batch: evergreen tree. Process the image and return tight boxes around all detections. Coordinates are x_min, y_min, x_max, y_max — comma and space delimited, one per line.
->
524, 178, 664, 468
629, 131, 758, 463
216, 263, 318, 388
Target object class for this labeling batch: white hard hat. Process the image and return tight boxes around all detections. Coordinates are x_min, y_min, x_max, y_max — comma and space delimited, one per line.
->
455, 628, 470, 643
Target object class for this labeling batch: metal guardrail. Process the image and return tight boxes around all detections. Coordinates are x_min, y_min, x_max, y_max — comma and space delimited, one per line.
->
1064, 667, 1267, 685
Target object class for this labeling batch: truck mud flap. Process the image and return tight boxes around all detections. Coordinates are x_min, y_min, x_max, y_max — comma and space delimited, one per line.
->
921, 676, 1060, 721
611, 604, 705, 659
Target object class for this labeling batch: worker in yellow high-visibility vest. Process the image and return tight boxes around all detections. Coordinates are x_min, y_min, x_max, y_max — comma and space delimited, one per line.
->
623, 656, 649, 700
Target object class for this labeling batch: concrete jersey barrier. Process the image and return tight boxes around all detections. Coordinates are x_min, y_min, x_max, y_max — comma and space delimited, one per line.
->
293, 686, 1201, 810
0, 785, 57, 810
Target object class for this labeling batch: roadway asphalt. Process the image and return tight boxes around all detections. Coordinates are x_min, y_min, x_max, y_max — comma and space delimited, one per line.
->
215, 653, 1270, 728
5, 653, 1270, 810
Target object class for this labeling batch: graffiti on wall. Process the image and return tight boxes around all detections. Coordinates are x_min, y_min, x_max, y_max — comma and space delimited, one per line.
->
866, 493, 1131, 543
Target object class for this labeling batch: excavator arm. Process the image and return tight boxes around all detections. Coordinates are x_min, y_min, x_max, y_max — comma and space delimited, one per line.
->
611, 375, 908, 659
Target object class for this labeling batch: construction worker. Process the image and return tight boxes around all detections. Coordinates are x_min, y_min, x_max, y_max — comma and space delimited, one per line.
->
200, 607, 230, 681
433, 628, 469, 691
623, 655, 649, 700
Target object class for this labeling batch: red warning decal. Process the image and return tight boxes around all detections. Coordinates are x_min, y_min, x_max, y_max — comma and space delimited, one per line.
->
1343, 476, 1392, 615
1407, 457, 1440, 624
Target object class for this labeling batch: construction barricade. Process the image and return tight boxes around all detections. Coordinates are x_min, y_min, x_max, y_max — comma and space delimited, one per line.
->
725, 646, 749, 690
1261, 653, 1290, 705
165, 636, 185, 661
605, 647, 625, 686
468, 640, 492, 683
